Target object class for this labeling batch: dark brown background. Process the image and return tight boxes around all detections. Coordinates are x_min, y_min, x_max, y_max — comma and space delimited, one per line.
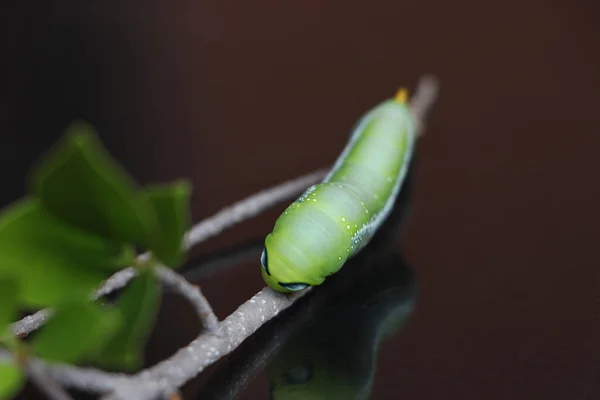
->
3, 1, 600, 399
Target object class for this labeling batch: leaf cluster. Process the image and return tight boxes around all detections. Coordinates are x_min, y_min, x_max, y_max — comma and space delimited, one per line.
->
0, 121, 192, 398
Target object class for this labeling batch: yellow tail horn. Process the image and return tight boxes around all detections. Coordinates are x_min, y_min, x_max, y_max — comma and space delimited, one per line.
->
394, 88, 409, 104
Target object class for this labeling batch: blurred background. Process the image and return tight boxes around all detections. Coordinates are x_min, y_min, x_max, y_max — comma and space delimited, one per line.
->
2, 0, 600, 399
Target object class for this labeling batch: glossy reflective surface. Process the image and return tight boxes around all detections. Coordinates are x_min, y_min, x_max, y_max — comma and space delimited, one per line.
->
4, 1, 600, 399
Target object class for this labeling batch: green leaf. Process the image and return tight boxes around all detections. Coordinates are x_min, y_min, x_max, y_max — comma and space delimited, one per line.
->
29, 120, 157, 246
0, 278, 19, 328
94, 268, 159, 371
142, 180, 192, 267
0, 278, 19, 341
0, 198, 135, 308
0, 361, 24, 400
31, 301, 122, 364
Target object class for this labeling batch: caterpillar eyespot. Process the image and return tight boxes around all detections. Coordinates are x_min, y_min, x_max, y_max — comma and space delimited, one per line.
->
262, 87, 418, 293
261, 247, 270, 275
279, 282, 309, 291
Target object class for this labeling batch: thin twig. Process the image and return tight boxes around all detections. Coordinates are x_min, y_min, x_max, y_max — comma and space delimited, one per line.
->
27, 363, 76, 400
410, 74, 439, 136
94, 267, 138, 298
28, 358, 128, 394
11, 267, 138, 337
11, 309, 53, 338
155, 266, 220, 334
184, 169, 328, 248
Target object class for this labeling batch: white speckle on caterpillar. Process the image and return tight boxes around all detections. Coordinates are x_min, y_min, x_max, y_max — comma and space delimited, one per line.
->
341, 217, 346, 222
346, 225, 351, 229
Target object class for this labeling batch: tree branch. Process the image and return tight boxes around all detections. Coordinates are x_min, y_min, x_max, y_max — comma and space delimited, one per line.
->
5, 74, 438, 399
155, 265, 220, 334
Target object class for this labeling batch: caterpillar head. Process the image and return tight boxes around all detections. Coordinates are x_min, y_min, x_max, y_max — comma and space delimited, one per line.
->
261, 233, 325, 293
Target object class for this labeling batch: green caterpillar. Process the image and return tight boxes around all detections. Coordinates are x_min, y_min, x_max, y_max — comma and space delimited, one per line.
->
261, 88, 416, 292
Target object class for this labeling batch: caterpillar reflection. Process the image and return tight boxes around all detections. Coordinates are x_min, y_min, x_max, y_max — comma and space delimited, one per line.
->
261, 88, 416, 292
267, 255, 416, 399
